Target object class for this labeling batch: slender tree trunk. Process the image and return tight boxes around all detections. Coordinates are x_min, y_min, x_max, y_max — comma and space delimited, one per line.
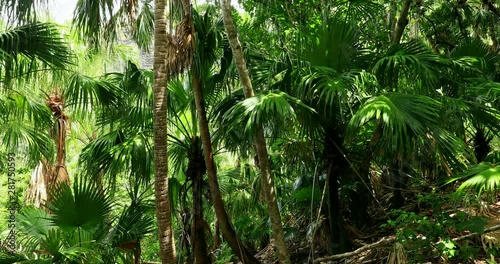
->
153, 0, 176, 262
213, 215, 221, 251
220, 1, 291, 263
134, 241, 141, 264
387, 0, 397, 42
489, 23, 498, 51
192, 70, 260, 264
189, 136, 211, 264
392, 0, 413, 45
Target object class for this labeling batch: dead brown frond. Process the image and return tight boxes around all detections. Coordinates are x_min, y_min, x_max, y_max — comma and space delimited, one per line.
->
166, 14, 194, 78
26, 92, 70, 208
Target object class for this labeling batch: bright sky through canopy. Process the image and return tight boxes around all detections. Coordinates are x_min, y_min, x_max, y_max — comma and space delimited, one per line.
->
48, 0, 242, 23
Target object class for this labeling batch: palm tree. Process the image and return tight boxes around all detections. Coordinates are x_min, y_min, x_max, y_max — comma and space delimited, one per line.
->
220, 0, 291, 263
25, 91, 71, 207
189, 6, 260, 263
0, 22, 74, 207
0, 176, 155, 263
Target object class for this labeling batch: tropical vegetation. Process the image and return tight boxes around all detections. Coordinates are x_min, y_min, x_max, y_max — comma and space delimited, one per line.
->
1, 0, 500, 263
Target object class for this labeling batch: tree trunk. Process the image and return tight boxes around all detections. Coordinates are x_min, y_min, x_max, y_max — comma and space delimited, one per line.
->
220, 1, 291, 263
192, 69, 260, 263
392, 0, 413, 45
153, 0, 176, 263
489, 22, 498, 51
323, 131, 351, 253
189, 136, 211, 264
387, 0, 397, 42
134, 241, 141, 264
213, 215, 221, 251
26, 94, 70, 208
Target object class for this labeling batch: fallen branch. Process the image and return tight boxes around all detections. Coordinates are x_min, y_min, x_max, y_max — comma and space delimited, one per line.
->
314, 224, 500, 263
314, 236, 396, 262
452, 224, 500, 242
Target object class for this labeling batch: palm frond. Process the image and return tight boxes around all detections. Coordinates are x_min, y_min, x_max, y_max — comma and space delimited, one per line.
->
446, 162, 500, 202
72, 0, 114, 48
64, 73, 122, 112
331, 0, 383, 24
16, 206, 53, 252
373, 40, 444, 91
224, 91, 316, 140
107, 200, 155, 250
302, 17, 363, 71
133, 0, 154, 51
0, 122, 54, 163
4, 91, 53, 126
0, 0, 48, 23
47, 176, 113, 230
0, 22, 73, 85
80, 126, 153, 190
348, 93, 441, 156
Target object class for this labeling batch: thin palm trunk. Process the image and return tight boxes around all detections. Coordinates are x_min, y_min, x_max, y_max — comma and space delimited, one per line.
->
221, 1, 291, 263
153, 0, 176, 262
392, 0, 413, 45
26, 94, 70, 207
489, 23, 498, 51
192, 70, 260, 263
188, 136, 211, 264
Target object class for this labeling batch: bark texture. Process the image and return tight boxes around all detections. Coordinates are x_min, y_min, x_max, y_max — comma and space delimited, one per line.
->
26, 94, 70, 207
392, 0, 413, 45
221, 0, 291, 263
192, 70, 260, 264
153, 0, 176, 262
187, 121, 210, 263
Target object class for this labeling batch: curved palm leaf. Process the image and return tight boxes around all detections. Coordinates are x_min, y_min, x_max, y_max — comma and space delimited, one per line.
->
72, 0, 115, 48
0, 22, 73, 85
46, 176, 113, 230
373, 40, 445, 91
0, 0, 47, 22
445, 162, 500, 202
106, 199, 155, 250
133, 0, 154, 51
350, 93, 440, 134
0, 122, 54, 163
348, 93, 441, 155
224, 90, 316, 141
64, 72, 122, 112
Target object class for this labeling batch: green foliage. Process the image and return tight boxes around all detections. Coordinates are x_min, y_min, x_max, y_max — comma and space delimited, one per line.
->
446, 162, 500, 203
387, 193, 487, 262
0, 22, 73, 85
47, 177, 112, 230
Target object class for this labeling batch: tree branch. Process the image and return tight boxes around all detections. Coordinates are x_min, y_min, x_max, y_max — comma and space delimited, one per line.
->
314, 224, 500, 262
392, 0, 413, 45
314, 236, 396, 262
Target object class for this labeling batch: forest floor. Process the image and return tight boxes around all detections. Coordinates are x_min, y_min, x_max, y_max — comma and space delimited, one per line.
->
253, 201, 500, 264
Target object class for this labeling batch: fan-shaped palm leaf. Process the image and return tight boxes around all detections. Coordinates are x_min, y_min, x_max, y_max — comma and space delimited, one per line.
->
445, 162, 500, 202
107, 201, 155, 250
0, 22, 73, 85
373, 40, 445, 91
0, 122, 54, 163
224, 90, 316, 140
47, 177, 113, 230
16, 206, 53, 252
348, 93, 441, 156
64, 73, 122, 112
